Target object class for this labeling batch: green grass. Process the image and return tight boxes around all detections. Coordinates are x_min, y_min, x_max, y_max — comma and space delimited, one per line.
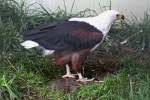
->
41, 57, 150, 100
0, 0, 150, 100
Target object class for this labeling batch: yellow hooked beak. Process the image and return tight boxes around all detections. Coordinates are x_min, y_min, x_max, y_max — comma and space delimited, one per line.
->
116, 14, 125, 20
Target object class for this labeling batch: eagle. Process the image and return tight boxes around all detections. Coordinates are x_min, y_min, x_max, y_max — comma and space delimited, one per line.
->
21, 10, 124, 83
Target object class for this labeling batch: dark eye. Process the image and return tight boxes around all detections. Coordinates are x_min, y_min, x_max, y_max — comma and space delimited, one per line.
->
116, 14, 119, 17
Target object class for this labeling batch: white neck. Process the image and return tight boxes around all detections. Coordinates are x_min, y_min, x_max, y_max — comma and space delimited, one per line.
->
69, 14, 116, 37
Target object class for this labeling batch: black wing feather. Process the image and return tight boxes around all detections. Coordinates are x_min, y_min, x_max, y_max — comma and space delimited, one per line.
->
22, 21, 103, 51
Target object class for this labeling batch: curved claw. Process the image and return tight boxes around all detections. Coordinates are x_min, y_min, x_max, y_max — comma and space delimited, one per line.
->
62, 74, 75, 79
76, 78, 94, 83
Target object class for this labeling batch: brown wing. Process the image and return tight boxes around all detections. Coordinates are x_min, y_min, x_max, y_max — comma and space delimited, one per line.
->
65, 28, 103, 50
22, 21, 103, 51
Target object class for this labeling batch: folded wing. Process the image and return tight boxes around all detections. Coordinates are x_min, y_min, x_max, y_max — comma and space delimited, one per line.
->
22, 21, 103, 51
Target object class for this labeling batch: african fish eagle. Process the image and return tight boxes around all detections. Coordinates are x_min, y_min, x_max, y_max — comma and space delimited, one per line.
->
21, 10, 124, 83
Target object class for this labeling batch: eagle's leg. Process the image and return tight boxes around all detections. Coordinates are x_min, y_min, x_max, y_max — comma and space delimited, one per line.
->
62, 64, 75, 78
71, 52, 94, 83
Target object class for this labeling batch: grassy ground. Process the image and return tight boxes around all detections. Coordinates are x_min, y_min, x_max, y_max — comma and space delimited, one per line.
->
0, 0, 150, 100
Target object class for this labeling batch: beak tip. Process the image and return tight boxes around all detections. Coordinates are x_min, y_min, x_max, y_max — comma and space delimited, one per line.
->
121, 15, 125, 20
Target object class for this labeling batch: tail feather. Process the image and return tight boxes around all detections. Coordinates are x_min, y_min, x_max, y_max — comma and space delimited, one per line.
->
21, 40, 39, 49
